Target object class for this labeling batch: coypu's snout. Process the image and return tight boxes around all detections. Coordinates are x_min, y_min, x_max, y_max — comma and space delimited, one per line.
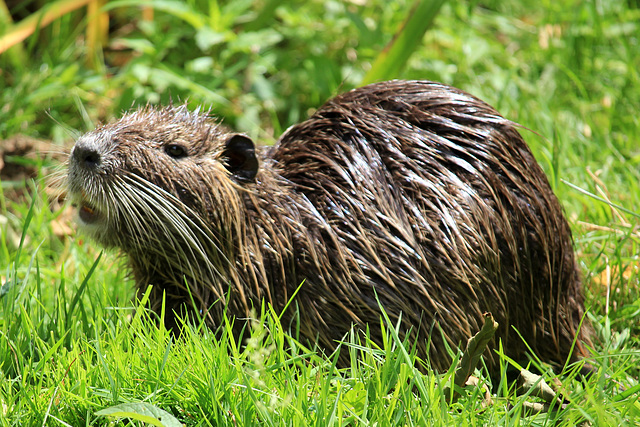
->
68, 132, 118, 179
71, 139, 102, 170
67, 134, 116, 228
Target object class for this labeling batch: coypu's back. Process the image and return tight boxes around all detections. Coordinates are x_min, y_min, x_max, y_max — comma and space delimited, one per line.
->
67, 80, 592, 375
267, 80, 591, 372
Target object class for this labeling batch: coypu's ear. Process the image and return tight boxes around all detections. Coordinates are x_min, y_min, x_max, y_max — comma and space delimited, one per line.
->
222, 134, 259, 183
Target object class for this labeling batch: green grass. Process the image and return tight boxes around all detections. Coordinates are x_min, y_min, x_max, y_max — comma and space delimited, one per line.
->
1, 0, 639, 425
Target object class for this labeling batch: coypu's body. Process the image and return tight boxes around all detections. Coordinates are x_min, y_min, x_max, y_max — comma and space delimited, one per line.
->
67, 80, 591, 374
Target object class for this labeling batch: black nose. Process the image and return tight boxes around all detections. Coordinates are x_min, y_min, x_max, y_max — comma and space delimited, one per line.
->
72, 142, 101, 169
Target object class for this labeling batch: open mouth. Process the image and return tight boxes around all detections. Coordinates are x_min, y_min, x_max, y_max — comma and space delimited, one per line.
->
78, 203, 101, 224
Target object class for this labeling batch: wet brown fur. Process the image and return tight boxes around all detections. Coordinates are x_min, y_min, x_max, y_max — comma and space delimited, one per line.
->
66, 80, 592, 374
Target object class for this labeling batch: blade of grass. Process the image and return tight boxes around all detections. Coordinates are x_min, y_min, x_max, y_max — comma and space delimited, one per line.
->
64, 252, 102, 332
0, 0, 94, 55
3, 193, 39, 308
13, 191, 37, 272
563, 180, 640, 219
0, 0, 10, 26
96, 402, 182, 427
15, 239, 44, 302
245, 0, 283, 32
0, 0, 26, 66
372, 288, 430, 403
361, 0, 448, 85
104, 0, 205, 29
93, 324, 118, 402
86, 0, 109, 68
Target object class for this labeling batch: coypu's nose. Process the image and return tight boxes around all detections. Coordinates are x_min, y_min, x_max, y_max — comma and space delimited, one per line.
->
72, 141, 102, 169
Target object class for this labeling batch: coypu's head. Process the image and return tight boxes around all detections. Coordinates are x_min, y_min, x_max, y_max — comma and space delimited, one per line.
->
66, 105, 258, 254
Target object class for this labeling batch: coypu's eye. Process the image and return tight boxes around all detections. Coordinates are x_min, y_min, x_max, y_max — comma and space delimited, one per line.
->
165, 144, 187, 158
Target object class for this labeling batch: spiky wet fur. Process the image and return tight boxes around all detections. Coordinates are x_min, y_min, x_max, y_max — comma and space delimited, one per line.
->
66, 80, 592, 374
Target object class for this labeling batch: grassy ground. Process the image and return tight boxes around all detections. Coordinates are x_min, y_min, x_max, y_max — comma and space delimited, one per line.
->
1, 0, 639, 425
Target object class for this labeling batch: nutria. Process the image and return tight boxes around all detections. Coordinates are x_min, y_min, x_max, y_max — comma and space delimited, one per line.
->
66, 80, 592, 374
